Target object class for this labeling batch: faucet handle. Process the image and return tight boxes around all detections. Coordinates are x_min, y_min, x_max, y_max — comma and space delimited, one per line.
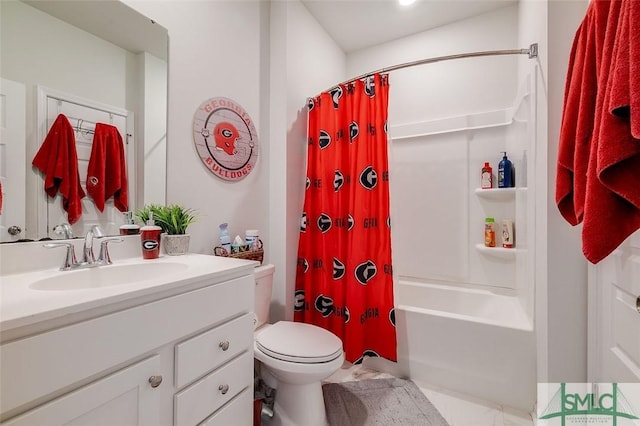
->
44, 242, 78, 270
97, 237, 124, 265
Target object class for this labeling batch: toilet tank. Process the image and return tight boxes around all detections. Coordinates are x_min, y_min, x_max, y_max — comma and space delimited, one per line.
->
254, 264, 275, 329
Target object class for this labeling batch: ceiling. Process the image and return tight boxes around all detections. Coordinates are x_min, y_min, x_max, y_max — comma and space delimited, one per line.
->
300, 0, 517, 53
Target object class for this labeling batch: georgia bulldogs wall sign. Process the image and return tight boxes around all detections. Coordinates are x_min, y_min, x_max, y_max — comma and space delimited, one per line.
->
192, 97, 259, 181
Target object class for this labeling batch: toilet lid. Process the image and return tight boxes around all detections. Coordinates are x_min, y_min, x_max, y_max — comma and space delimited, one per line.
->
255, 321, 343, 363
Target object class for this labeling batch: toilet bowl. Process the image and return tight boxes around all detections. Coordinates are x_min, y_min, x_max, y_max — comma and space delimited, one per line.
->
254, 264, 344, 426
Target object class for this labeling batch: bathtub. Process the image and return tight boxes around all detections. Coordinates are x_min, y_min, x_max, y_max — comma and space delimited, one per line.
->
393, 279, 536, 412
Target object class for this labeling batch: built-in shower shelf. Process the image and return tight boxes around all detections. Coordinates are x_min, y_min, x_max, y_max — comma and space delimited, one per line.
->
475, 244, 521, 259
474, 187, 517, 201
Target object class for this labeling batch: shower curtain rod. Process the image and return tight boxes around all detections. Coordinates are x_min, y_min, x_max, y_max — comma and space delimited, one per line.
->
323, 43, 538, 94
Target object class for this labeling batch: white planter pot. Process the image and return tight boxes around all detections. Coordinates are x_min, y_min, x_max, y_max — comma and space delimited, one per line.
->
162, 234, 190, 256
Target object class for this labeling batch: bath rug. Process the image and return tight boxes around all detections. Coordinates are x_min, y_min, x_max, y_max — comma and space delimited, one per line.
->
322, 377, 449, 426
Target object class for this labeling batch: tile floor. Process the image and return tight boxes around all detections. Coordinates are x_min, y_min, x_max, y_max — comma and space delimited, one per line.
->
323, 361, 535, 426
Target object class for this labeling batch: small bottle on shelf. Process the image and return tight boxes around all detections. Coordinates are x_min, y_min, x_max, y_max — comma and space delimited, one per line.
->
481, 162, 493, 189
502, 219, 514, 248
484, 217, 496, 247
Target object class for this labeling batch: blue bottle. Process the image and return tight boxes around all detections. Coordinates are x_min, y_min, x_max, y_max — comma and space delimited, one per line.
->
498, 152, 513, 188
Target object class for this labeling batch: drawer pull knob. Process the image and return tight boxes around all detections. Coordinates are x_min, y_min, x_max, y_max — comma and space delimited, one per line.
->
219, 384, 230, 395
148, 375, 163, 388
219, 341, 230, 351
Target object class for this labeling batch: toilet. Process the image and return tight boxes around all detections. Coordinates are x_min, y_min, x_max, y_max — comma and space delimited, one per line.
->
254, 264, 345, 426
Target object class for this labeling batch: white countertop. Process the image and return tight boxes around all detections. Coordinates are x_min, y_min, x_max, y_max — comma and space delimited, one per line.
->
0, 254, 256, 340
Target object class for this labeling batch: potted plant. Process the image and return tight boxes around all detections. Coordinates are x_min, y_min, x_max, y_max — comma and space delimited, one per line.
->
136, 204, 198, 255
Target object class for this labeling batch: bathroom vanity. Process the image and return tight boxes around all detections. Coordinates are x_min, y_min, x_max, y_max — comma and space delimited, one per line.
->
0, 252, 256, 425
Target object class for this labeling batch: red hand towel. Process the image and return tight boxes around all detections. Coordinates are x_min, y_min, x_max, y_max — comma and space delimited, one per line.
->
86, 123, 128, 212
581, 0, 640, 263
32, 114, 86, 224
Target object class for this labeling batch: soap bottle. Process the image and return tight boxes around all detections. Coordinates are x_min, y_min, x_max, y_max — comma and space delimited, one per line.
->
219, 223, 232, 255
245, 229, 259, 251
120, 211, 140, 235
498, 152, 514, 188
140, 212, 162, 259
481, 162, 493, 189
484, 217, 496, 247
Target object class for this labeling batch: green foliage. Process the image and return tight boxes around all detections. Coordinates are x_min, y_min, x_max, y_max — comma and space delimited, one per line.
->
135, 204, 198, 235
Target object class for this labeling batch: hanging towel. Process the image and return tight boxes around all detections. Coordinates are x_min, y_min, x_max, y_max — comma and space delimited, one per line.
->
556, 9, 597, 226
32, 114, 86, 224
86, 123, 128, 212
556, 0, 640, 264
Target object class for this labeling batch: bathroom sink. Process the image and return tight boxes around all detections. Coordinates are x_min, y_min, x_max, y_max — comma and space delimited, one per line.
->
29, 262, 189, 291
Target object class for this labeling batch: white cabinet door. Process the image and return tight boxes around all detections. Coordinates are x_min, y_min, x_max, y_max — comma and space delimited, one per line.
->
3, 355, 162, 426
589, 232, 640, 382
0, 79, 26, 242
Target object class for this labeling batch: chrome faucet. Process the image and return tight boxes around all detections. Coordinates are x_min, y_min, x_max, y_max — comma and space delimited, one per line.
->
82, 225, 104, 264
45, 225, 123, 270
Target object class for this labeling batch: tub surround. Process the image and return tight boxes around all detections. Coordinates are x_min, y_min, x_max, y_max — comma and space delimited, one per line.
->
0, 241, 256, 424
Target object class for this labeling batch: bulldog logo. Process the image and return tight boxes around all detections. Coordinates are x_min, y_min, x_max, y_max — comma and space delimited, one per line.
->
364, 76, 375, 97
334, 170, 344, 192
300, 212, 307, 233
349, 121, 359, 142
317, 213, 332, 233
319, 130, 331, 149
330, 86, 343, 109
347, 214, 355, 231
333, 257, 345, 280
213, 121, 239, 156
359, 166, 378, 190
315, 294, 335, 317
307, 97, 315, 111
355, 260, 377, 285
389, 308, 396, 327
294, 290, 305, 312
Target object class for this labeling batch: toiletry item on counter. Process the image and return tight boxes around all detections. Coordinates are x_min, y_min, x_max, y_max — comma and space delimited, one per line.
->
120, 211, 140, 235
140, 212, 162, 259
498, 152, 514, 188
502, 219, 514, 248
246, 229, 259, 251
231, 235, 250, 253
481, 162, 493, 189
219, 223, 232, 254
484, 217, 496, 247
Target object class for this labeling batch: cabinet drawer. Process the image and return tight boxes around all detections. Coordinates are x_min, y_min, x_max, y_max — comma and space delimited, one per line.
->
174, 351, 253, 426
175, 313, 253, 388
199, 388, 252, 426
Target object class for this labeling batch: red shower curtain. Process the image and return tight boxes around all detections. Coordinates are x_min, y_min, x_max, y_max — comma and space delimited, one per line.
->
294, 73, 397, 364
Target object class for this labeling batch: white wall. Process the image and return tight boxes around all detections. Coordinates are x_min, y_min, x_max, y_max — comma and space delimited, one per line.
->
348, 4, 520, 126
541, 0, 589, 383
125, 0, 270, 256
270, 0, 346, 320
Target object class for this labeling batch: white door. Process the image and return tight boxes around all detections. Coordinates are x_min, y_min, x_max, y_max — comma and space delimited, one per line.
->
0, 79, 26, 242
589, 230, 640, 382
37, 86, 133, 238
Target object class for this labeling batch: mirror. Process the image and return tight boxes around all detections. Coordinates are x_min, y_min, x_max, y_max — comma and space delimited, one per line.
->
0, 0, 167, 241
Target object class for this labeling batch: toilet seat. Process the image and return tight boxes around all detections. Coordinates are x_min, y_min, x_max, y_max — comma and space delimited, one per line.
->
255, 321, 343, 364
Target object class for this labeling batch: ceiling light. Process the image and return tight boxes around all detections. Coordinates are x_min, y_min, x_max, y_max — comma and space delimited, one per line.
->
398, 0, 416, 6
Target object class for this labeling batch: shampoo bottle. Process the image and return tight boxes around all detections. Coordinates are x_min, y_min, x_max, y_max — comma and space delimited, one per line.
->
481, 162, 493, 189
498, 152, 514, 188
140, 212, 162, 259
